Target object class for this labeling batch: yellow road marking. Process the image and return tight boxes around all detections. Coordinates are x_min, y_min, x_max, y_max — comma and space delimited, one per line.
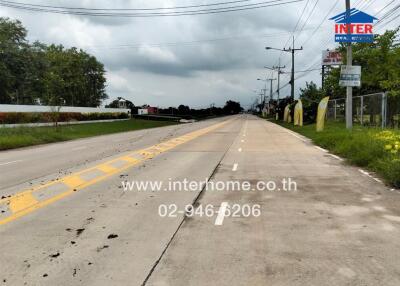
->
0, 119, 233, 225
97, 164, 118, 174
9, 192, 38, 213
63, 176, 86, 189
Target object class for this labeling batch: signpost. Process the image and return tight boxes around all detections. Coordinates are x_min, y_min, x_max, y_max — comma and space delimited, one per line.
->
329, 5, 377, 129
321, 50, 342, 88
322, 50, 343, 65
339, 65, 361, 87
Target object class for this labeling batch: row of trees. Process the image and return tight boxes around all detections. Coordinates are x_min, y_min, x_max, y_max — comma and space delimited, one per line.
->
0, 17, 107, 106
159, 100, 242, 117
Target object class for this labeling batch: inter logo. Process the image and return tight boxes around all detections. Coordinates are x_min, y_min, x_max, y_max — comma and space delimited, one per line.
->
330, 9, 378, 43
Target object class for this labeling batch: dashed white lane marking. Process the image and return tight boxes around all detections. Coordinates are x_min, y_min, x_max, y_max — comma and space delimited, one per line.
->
215, 202, 228, 226
238, 148, 242, 152
358, 169, 384, 184
285, 130, 307, 142
329, 154, 344, 161
72, 146, 87, 151
241, 140, 245, 143
0, 160, 23, 166
232, 163, 238, 171
359, 169, 370, 176
315, 146, 329, 153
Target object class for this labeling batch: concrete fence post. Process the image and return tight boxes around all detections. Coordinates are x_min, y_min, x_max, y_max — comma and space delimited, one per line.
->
360, 96, 364, 125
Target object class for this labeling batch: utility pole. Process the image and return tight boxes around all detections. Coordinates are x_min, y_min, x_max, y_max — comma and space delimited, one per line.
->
283, 36, 303, 101
265, 62, 285, 101
345, 0, 353, 129
268, 78, 277, 102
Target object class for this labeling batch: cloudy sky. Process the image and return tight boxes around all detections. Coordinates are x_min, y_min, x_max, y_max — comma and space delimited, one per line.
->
0, 0, 397, 108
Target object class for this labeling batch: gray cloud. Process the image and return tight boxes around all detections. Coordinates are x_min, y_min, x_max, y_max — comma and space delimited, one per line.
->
0, 0, 395, 108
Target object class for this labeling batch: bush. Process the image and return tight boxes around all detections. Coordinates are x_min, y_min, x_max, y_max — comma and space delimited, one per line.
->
0, 112, 129, 124
277, 121, 400, 188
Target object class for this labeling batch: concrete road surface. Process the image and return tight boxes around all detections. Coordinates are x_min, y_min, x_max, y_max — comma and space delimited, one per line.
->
1, 115, 400, 286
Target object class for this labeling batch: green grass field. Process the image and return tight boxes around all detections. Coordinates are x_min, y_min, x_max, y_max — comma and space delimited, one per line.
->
0, 119, 177, 151
275, 120, 400, 188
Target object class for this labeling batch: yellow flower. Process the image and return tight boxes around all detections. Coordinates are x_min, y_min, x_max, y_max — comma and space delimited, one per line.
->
385, 144, 393, 150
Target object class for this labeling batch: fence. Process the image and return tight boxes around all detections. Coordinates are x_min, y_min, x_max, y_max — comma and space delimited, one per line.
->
327, 92, 400, 128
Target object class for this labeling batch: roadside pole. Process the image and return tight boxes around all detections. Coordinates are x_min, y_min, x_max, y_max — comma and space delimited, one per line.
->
284, 36, 303, 101
268, 78, 277, 103
345, 0, 353, 129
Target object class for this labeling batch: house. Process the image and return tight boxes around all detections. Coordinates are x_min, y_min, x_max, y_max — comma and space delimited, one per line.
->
138, 105, 158, 115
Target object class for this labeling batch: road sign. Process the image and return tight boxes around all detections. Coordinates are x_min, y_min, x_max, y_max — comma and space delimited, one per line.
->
329, 9, 378, 43
322, 50, 342, 65
339, 65, 361, 87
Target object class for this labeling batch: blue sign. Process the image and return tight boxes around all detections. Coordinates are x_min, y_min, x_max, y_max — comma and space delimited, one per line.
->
330, 9, 378, 43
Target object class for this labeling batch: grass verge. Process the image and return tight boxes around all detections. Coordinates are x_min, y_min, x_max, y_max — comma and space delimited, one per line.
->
0, 119, 177, 151
275, 120, 400, 188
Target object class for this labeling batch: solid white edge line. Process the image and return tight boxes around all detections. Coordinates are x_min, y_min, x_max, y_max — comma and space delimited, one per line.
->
359, 169, 370, 176
315, 146, 329, 153
329, 154, 344, 161
215, 202, 228, 226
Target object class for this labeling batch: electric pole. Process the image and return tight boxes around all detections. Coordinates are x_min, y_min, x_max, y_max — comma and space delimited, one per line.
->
268, 78, 277, 102
283, 36, 303, 101
265, 60, 285, 103
345, 0, 353, 129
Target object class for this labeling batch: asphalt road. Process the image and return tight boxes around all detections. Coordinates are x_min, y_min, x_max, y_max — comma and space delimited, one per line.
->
1, 115, 400, 286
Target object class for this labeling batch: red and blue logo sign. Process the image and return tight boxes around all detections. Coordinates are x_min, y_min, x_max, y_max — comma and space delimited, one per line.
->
330, 9, 377, 43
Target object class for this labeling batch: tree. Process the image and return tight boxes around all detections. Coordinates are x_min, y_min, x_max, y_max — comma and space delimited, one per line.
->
223, 100, 242, 114
324, 29, 400, 98
299, 81, 324, 123
0, 17, 108, 107
0, 18, 28, 104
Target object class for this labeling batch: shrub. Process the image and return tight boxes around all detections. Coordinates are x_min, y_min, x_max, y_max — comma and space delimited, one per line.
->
0, 112, 129, 124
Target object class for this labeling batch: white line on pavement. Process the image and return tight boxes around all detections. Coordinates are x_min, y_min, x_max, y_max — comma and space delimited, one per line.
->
285, 130, 308, 143
0, 160, 23, 166
215, 202, 228, 226
238, 148, 242, 152
359, 169, 370, 176
241, 140, 245, 143
232, 163, 238, 171
315, 146, 329, 153
329, 154, 344, 161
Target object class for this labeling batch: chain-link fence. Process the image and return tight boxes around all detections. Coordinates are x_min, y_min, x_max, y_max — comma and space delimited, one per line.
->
327, 92, 400, 128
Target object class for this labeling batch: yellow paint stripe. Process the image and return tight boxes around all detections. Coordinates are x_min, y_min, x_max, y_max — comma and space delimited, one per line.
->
97, 164, 118, 174
63, 176, 86, 189
121, 157, 140, 163
0, 118, 233, 225
9, 192, 38, 213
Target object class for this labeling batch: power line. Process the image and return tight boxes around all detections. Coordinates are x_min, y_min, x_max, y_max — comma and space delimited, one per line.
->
300, 0, 340, 47
0, 0, 254, 11
0, 0, 303, 17
296, 0, 321, 37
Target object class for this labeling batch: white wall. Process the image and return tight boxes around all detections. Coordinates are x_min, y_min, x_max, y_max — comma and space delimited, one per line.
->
138, 109, 149, 115
0, 104, 130, 114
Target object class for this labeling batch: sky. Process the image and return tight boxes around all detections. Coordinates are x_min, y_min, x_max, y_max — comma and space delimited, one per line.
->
0, 0, 398, 109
